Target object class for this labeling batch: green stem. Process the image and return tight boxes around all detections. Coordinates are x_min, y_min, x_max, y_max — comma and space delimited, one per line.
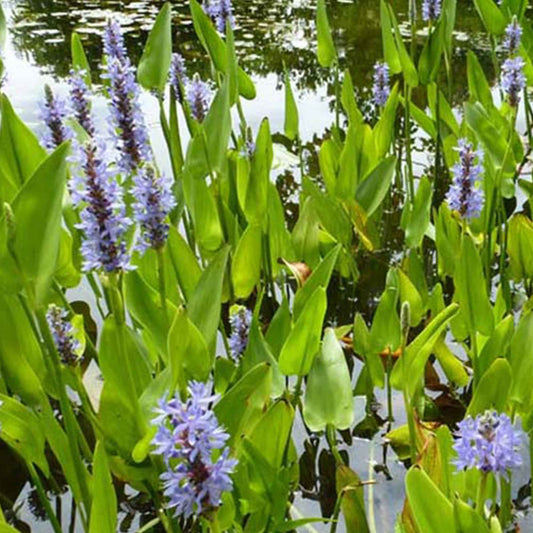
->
35, 309, 92, 518
404, 85, 415, 203
476, 472, 488, 517
334, 62, 340, 131
500, 474, 512, 528
326, 424, 344, 466
27, 462, 63, 533
156, 247, 169, 323
108, 272, 125, 326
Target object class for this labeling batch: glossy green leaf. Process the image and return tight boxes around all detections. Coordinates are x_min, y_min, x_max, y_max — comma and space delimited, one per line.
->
391, 304, 459, 396
189, 0, 256, 99
0, 294, 47, 408
284, 69, 299, 141
509, 311, 533, 408
369, 285, 401, 353
125, 270, 177, 357
137, 3, 172, 91
168, 306, 211, 386
10, 143, 69, 302
0, 394, 49, 475
478, 315, 514, 378
401, 176, 432, 249
184, 78, 231, 180
380, 0, 401, 73
167, 226, 202, 301
454, 495, 490, 533
418, 16, 446, 85
398, 269, 424, 327
0, 4, 6, 51
293, 244, 340, 320
467, 358, 512, 416
0, 95, 46, 202
467, 51, 494, 109
336, 464, 370, 533
434, 338, 469, 387
303, 328, 354, 431
507, 215, 533, 281
89, 442, 117, 533
473, 0, 507, 35
215, 362, 272, 447
405, 467, 454, 533
341, 69, 364, 125
316, 0, 337, 68
454, 234, 494, 336
388, 3, 418, 86
319, 138, 341, 196
232, 224, 262, 299
237, 118, 273, 223
279, 287, 327, 376
355, 156, 397, 217
71, 33, 91, 86
99, 317, 152, 403
188, 246, 229, 354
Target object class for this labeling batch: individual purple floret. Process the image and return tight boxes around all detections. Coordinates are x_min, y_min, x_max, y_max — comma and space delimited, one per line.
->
152, 382, 237, 519
69, 69, 95, 137
503, 17, 522, 56
453, 411, 523, 477
40, 85, 72, 150
103, 19, 127, 64
102, 21, 151, 173
46, 305, 81, 366
132, 167, 176, 252
446, 139, 484, 219
169, 53, 188, 102
228, 306, 252, 360
372, 61, 390, 108
204, 0, 234, 33
501, 57, 526, 107
422, 0, 442, 22
70, 141, 132, 273
187, 74, 211, 122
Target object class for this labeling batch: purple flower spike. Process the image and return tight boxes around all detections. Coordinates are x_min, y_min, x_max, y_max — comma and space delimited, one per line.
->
70, 141, 132, 273
503, 17, 522, 56
454, 410, 523, 477
103, 19, 127, 64
372, 61, 390, 107
169, 53, 188, 102
102, 20, 151, 173
41, 85, 72, 150
446, 139, 484, 220
228, 306, 252, 360
204, 0, 234, 32
46, 305, 81, 366
152, 382, 237, 519
501, 56, 526, 107
187, 74, 211, 122
422, 0, 442, 22
69, 69, 95, 137
132, 167, 176, 252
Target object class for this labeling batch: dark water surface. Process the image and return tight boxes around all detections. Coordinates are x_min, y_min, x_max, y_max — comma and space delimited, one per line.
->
2, 0, 531, 531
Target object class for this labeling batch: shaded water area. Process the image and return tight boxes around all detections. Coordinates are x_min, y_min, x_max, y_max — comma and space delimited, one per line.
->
2, 0, 532, 531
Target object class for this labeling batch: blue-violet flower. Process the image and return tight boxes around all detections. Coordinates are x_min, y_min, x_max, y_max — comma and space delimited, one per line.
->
372, 61, 390, 107
70, 141, 132, 273
454, 410, 523, 477
503, 17, 522, 56
41, 85, 72, 150
422, 0, 442, 22
46, 305, 81, 366
228, 306, 252, 360
187, 74, 211, 122
132, 167, 176, 252
69, 69, 95, 137
152, 382, 237, 519
446, 139, 484, 219
501, 56, 526, 107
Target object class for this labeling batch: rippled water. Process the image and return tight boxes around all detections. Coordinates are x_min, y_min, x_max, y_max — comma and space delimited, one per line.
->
2, 0, 530, 531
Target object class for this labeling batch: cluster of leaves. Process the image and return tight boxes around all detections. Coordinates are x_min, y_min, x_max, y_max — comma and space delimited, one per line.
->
0, 0, 533, 532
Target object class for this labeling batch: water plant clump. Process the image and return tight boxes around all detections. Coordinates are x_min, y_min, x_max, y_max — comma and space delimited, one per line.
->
1, 1, 533, 532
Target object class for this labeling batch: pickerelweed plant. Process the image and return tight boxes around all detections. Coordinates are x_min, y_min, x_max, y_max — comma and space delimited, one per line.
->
1, 0, 533, 532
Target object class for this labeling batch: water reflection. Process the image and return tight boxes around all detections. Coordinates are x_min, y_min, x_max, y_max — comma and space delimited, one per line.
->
10, 0, 492, 98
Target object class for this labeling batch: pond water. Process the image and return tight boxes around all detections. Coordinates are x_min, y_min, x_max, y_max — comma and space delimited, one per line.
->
1, 0, 532, 531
